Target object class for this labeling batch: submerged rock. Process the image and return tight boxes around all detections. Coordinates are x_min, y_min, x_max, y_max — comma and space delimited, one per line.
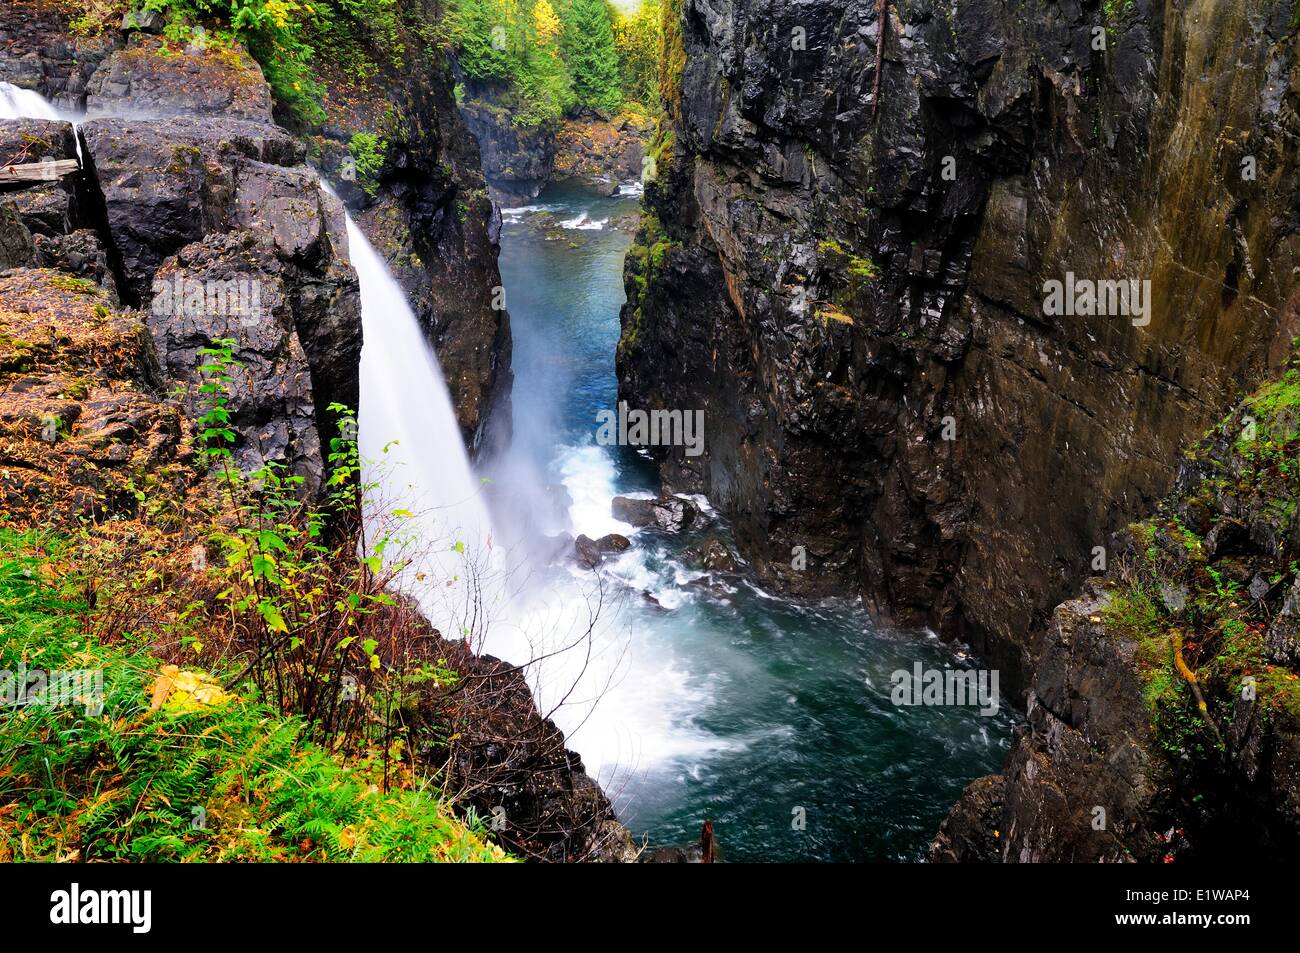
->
642, 820, 716, 863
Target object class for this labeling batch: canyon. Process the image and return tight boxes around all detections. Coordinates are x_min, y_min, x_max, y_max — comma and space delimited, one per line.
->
618, 0, 1300, 859
2, 0, 1298, 863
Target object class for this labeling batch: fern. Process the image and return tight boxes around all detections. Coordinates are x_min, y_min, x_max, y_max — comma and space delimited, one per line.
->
0, 529, 509, 863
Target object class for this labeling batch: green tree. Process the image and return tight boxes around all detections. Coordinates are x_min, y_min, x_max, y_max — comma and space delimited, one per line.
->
613, 0, 661, 107
516, 7, 575, 124
448, 0, 518, 82
559, 0, 622, 113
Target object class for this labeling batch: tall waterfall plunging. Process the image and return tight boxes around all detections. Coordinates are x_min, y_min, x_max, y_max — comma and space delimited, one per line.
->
341, 210, 498, 631
338, 193, 708, 787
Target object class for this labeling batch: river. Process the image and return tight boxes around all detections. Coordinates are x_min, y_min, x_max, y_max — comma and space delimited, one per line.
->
489, 181, 1017, 861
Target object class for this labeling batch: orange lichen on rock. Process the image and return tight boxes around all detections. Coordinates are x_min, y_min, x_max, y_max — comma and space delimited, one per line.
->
0, 268, 196, 526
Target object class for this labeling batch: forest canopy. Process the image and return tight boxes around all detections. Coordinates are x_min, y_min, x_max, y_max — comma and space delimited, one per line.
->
448, 0, 663, 124
70, 0, 663, 127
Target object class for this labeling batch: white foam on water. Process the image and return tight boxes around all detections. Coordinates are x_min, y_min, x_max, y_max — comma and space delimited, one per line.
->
556, 442, 637, 539
683, 493, 717, 517
500, 203, 557, 219
558, 211, 609, 231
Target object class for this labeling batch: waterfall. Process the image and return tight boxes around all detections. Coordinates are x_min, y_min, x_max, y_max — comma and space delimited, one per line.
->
0, 82, 61, 120
338, 208, 499, 634
337, 195, 651, 782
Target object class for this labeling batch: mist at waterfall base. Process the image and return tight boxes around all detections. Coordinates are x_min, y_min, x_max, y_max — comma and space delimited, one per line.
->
486, 182, 1016, 861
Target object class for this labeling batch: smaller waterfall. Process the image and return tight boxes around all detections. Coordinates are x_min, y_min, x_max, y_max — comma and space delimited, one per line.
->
0, 82, 62, 120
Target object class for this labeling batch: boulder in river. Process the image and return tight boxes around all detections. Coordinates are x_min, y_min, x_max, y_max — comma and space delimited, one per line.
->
642, 820, 716, 863
573, 533, 631, 568
538, 532, 574, 564
612, 494, 698, 533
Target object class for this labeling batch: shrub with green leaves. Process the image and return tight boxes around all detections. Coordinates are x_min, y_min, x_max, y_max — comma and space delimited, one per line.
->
194, 341, 413, 741
348, 132, 387, 196
0, 529, 508, 862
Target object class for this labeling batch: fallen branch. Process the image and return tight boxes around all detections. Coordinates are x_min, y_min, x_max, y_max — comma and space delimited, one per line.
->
1172, 629, 1225, 749
0, 159, 78, 185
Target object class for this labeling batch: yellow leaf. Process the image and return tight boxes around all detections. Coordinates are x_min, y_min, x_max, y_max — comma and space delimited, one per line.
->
533, 0, 562, 40
149, 673, 174, 710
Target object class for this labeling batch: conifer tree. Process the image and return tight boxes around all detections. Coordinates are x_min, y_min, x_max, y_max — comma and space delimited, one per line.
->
559, 0, 623, 113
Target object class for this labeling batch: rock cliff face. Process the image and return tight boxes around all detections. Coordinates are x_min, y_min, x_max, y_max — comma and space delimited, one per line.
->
552, 112, 653, 189
456, 81, 651, 204
458, 91, 559, 205
72, 39, 363, 496
933, 377, 1300, 861
619, 0, 1300, 695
